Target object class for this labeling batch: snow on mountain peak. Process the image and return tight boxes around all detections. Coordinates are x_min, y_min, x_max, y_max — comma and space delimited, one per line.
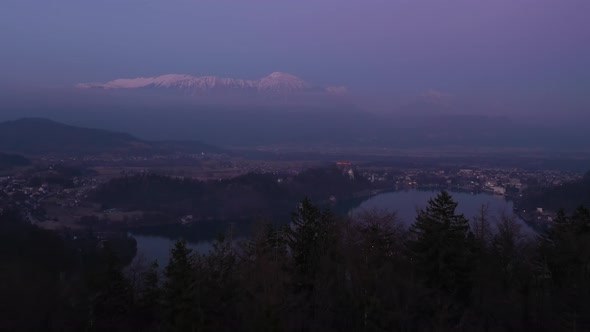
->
258, 72, 310, 92
77, 72, 345, 95
265, 72, 298, 79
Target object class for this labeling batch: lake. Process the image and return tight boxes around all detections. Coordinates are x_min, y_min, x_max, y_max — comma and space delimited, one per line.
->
353, 189, 530, 228
129, 234, 217, 268
131, 189, 532, 267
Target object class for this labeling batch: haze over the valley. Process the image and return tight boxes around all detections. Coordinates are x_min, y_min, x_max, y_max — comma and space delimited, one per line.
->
1, 0, 589, 152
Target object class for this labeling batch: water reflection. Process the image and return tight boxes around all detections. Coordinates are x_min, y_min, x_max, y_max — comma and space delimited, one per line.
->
130, 234, 215, 267
130, 220, 249, 267
131, 189, 534, 267
353, 189, 534, 233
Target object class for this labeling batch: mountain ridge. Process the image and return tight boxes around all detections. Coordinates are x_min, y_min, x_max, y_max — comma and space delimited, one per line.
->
0, 118, 222, 156
77, 72, 347, 96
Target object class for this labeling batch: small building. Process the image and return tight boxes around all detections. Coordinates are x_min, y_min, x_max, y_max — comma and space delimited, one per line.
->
180, 215, 194, 225
493, 186, 506, 195
348, 169, 355, 180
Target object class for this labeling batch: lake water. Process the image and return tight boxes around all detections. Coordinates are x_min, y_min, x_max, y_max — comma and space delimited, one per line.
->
353, 189, 529, 228
131, 189, 533, 267
130, 233, 217, 267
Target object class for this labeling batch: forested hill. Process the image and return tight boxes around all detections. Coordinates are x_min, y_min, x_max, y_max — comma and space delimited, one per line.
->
519, 170, 590, 212
0, 118, 223, 156
93, 167, 371, 221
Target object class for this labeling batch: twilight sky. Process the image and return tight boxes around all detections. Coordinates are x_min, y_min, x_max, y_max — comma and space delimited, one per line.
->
1, 0, 589, 112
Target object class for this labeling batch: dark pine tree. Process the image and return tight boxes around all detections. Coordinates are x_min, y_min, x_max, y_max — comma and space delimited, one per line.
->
136, 261, 162, 331
91, 246, 133, 332
163, 239, 198, 332
286, 197, 338, 330
199, 234, 240, 331
408, 191, 474, 328
542, 206, 590, 330
287, 197, 336, 286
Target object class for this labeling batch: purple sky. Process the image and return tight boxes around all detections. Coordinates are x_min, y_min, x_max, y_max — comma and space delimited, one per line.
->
1, 0, 589, 114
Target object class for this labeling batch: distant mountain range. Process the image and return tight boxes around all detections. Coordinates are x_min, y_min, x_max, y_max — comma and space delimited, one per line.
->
77, 72, 348, 97
0, 118, 222, 156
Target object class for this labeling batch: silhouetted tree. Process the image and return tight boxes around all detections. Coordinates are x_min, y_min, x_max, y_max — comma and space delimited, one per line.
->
90, 246, 133, 332
286, 197, 339, 330
408, 191, 474, 329
238, 222, 289, 331
163, 239, 198, 331
136, 261, 162, 330
541, 206, 590, 330
287, 198, 336, 289
198, 234, 240, 331
344, 208, 417, 331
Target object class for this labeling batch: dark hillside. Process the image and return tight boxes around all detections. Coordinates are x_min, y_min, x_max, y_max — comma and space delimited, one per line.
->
0, 152, 31, 170
519, 170, 590, 212
0, 118, 146, 154
0, 118, 223, 156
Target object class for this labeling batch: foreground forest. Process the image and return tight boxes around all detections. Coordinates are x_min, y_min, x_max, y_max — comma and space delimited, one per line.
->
1, 191, 590, 331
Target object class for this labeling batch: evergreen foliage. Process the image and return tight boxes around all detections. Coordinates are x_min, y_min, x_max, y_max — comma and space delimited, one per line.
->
163, 239, 198, 331
3, 194, 590, 331
409, 191, 473, 296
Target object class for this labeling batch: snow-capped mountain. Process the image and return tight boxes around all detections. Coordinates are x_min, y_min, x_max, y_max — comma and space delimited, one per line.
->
77, 72, 345, 96
256, 72, 311, 93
